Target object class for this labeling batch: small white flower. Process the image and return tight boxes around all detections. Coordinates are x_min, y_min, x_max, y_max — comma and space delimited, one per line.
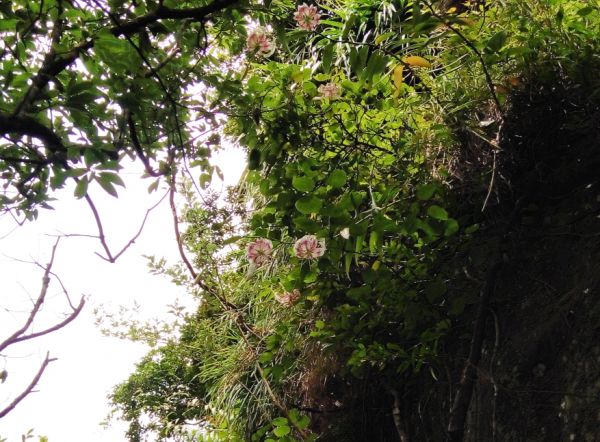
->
340, 228, 350, 239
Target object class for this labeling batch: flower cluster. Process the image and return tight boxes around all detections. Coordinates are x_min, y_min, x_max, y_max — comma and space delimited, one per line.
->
293, 235, 326, 259
246, 26, 276, 57
247, 238, 273, 265
317, 82, 342, 99
274, 289, 301, 306
295, 3, 321, 31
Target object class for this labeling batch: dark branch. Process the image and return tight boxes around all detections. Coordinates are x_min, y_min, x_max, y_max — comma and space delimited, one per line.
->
81, 187, 168, 263
0, 113, 67, 154
10, 296, 85, 345
126, 112, 161, 177
0, 352, 56, 419
110, 0, 240, 37
0, 239, 60, 354
13, 38, 94, 116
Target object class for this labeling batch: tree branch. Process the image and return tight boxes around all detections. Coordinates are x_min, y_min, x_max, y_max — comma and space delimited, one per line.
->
0, 239, 60, 354
110, 0, 240, 37
0, 352, 56, 419
0, 113, 67, 155
9, 296, 85, 345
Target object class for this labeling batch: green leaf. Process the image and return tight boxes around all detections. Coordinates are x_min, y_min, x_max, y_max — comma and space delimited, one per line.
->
223, 235, 242, 245
349, 219, 368, 236
96, 174, 119, 198
322, 43, 335, 74
315, 320, 325, 329
74, 176, 88, 199
273, 426, 290, 437
272, 417, 288, 426
259, 352, 274, 363
326, 169, 347, 188
577, 6, 594, 16
296, 195, 322, 214
147, 178, 160, 193
417, 184, 438, 200
444, 218, 459, 236
426, 280, 447, 302
297, 415, 310, 429
427, 205, 448, 220
289, 409, 300, 423
465, 223, 479, 234
487, 30, 507, 53
294, 217, 320, 233
98, 172, 125, 188
292, 176, 315, 192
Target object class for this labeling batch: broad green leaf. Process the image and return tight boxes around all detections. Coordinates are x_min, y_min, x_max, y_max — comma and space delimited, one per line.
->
326, 169, 347, 188
223, 235, 242, 245
487, 30, 507, 53
417, 184, 438, 200
292, 176, 315, 192
294, 216, 320, 233
577, 6, 594, 16
296, 195, 322, 214
272, 417, 288, 426
444, 219, 459, 236
426, 280, 447, 302
96, 174, 119, 198
427, 205, 448, 220
259, 352, 274, 363
273, 426, 290, 437
74, 176, 88, 199
297, 416, 310, 429
322, 43, 334, 74
98, 172, 125, 188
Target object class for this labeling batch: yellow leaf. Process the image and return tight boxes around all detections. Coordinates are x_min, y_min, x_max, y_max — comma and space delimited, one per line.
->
372, 260, 381, 270
404, 56, 432, 68
393, 65, 403, 89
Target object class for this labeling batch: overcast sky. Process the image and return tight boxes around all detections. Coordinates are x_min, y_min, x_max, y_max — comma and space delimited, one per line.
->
0, 148, 245, 441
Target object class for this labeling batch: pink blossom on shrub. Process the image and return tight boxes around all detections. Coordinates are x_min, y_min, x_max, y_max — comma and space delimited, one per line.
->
274, 289, 301, 306
317, 82, 342, 99
246, 26, 276, 57
247, 238, 273, 265
295, 3, 321, 31
293, 235, 326, 259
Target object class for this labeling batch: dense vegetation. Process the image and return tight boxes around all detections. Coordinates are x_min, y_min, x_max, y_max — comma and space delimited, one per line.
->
2, 0, 600, 441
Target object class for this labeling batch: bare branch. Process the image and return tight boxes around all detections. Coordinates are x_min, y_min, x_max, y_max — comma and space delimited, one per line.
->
0, 239, 60, 354
0, 352, 56, 419
9, 297, 85, 345
81, 188, 169, 263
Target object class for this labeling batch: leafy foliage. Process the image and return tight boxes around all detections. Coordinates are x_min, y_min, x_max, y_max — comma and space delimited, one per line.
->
3, 0, 600, 440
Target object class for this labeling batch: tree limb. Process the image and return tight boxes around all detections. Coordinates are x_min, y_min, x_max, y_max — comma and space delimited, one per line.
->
110, 0, 240, 37
9, 296, 85, 345
0, 239, 60, 354
0, 352, 56, 419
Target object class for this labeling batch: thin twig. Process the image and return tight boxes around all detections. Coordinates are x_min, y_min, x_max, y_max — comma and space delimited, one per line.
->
0, 352, 56, 419
0, 239, 60, 353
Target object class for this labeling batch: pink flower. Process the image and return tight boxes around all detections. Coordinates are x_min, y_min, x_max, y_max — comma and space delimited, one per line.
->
317, 82, 342, 99
246, 26, 276, 57
293, 235, 326, 259
295, 3, 321, 31
247, 238, 273, 265
274, 289, 301, 306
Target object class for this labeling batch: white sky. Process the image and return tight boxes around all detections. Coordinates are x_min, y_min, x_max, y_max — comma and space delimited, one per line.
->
0, 147, 246, 441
